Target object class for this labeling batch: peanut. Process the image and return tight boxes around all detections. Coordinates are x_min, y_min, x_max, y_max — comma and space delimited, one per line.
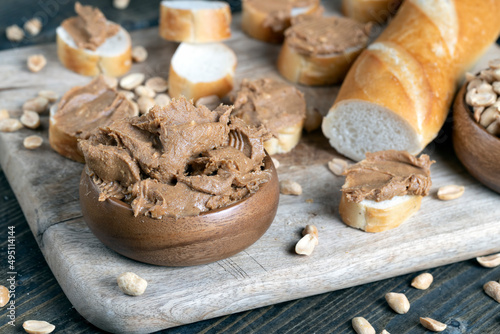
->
146, 77, 168, 93
380, 330, 390, 334
195, 95, 221, 110
117, 272, 147, 296
137, 96, 155, 114
22, 320, 55, 334
27, 54, 47, 73
154, 94, 171, 107
24, 18, 42, 36
119, 90, 135, 101
135, 85, 156, 98
23, 96, 49, 113
411, 273, 433, 290
0, 285, 9, 307
352, 317, 375, 334
130, 101, 139, 117
477, 253, 500, 268
488, 58, 500, 69
0, 119, 23, 132
113, 0, 130, 9
484, 281, 500, 303
385, 292, 410, 314
120, 73, 145, 90
6, 24, 24, 42
132, 46, 148, 63
302, 225, 318, 238
38, 90, 58, 102
0, 109, 9, 120
295, 234, 318, 256
20, 111, 40, 129
279, 180, 302, 195
23, 135, 43, 150
328, 158, 349, 176
437, 185, 465, 201
419, 317, 447, 332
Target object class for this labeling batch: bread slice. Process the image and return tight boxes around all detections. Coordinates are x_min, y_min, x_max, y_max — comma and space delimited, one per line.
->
159, 1, 231, 43
264, 122, 304, 155
339, 193, 422, 233
49, 104, 84, 163
341, 0, 402, 23
168, 42, 237, 101
241, 0, 320, 43
56, 25, 132, 77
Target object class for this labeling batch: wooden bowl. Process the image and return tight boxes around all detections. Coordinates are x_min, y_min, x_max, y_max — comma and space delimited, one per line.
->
79, 155, 279, 266
453, 84, 500, 193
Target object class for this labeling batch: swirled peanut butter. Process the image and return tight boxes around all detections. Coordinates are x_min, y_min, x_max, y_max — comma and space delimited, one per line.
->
246, 0, 320, 32
53, 75, 136, 141
79, 97, 272, 219
342, 150, 434, 203
231, 78, 306, 137
285, 15, 371, 56
61, 2, 119, 51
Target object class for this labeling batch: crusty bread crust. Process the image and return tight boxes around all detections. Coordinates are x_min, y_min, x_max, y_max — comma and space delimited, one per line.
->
339, 194, 422, 233
241, 0, 320, 43
56, 27, 132, 77
341, 0, 401, 23
264, 122, 304, 155
49, 107, 85, 163
277, 39, 364, 86
325, 0, 500, 158
159, 1, 231, 43
168, 66, 235, 102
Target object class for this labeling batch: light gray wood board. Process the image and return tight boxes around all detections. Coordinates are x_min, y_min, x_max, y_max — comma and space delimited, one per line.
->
1, 13, 500, 334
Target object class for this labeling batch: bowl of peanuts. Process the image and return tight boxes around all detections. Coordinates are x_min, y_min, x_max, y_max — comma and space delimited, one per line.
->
453, 60, 500, 194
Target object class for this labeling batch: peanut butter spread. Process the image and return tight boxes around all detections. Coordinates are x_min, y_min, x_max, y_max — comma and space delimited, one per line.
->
79, 97, 272, 219
54, 75, 135, 141
61, 2, 119, 51
285, 15, 371, 56
232, 78, 306, 137
246, 0, 319, 32
342, 150, 434, 203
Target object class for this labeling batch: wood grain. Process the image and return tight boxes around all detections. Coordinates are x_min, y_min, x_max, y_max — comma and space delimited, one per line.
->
1, 10, 500, 334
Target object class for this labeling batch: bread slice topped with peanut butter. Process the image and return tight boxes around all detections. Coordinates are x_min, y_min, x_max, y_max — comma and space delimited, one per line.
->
56, 2, 132, 77
340, 150, 434, 232
241, 0, 321, 43
49, 75, 137, 163
278, 15, 371, 86
231, 78, 306, 155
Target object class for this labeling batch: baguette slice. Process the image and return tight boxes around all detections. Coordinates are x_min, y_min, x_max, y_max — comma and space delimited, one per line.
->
323, 0, 500, 161
49, 104, 84, 162
241, 0, 320, 43
168, 42, 237, 101
339, 194, 422, 233
342, 0, 402, 23
159, 1, 231, 43
264, 122, 304, 155
56, 25, 132, 77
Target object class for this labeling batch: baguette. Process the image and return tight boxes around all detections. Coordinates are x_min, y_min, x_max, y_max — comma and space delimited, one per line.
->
339, 150, 433, 233
168, 42, 237, 102
277, 15, 370, 86
159, 1, 231, 43
341, 0, 401, 24
56, 3, 131, 77
241, 0, 320, 43
323, 0, 500, 161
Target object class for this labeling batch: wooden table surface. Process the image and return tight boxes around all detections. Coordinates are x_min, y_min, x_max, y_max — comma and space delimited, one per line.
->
1, 1, 500, 333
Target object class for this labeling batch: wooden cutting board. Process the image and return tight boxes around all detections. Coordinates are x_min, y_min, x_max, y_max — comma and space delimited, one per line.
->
1, 9, 500, 334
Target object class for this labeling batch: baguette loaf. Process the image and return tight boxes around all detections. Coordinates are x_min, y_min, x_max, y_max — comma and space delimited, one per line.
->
168, 43, 237, 102
323, 0, 500, 161
159, 1, 231, 43
341, 0, 401, 23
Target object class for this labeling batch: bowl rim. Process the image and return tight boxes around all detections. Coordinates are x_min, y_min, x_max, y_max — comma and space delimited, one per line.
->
84, 153, 277, 218
458, 84, 500, 144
